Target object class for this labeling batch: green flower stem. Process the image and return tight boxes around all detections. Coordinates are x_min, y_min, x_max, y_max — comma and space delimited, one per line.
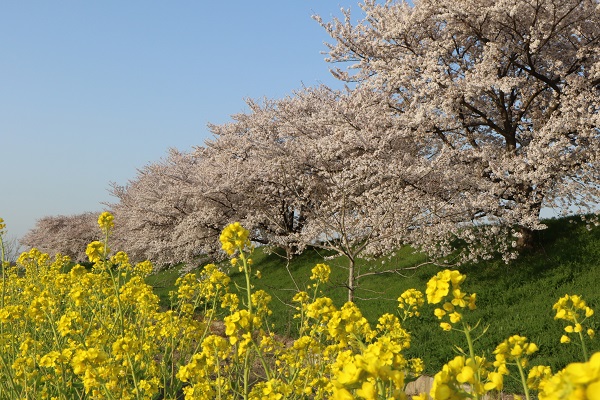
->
101, 381, 118, 400
578, 329, 589, 361
251, 340, 272, 380
573, 316, 589, 361
101, 225, 141, 399
462, 321, 480, 400
240, 247, 253, 400
1, 235, 6, 309
192, 293, 218, 356
102, 228, 110, 261
237, 245, 273, 390
239, 250, 253, 318
101, 229, 127, 336
161, 336, 173, 400
515, 359, 531, 400
125, 351, 141, 400
0, 352, 19, 396
377, 379, 386, 398
213, 345, 224, 400
243, 350, 250, 400
107, 266, 126, 334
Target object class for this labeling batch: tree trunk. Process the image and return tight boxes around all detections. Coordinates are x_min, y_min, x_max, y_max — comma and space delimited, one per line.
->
284, 244, 298, 261
515, 192, 543, 250
516, 225, 535, 250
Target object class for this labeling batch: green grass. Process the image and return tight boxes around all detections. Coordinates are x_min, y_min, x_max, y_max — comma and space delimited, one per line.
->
144, 266, 181, 306
147, 216, 600, 393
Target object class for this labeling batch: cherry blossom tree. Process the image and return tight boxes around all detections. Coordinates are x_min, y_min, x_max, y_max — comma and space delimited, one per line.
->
205, 96, 318, 259
109, 135, 315, 270
276, 86, 434, 301
316, 0, 600, 252
109, 140, 308, 270
209, 85, 455, 301
20, 212, 98, 262
109, 148, 225, 268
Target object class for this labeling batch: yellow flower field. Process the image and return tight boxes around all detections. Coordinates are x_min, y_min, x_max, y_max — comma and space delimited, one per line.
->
0, 214, 598, 399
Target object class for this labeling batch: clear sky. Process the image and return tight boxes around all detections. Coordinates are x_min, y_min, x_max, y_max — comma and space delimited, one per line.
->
1, 1, 360, 242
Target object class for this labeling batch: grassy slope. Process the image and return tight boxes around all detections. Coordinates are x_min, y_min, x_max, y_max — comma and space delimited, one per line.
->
148, 217, 600, 391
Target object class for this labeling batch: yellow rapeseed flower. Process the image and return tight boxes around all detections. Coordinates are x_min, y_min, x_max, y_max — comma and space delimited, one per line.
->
355, 380, 377, 399
219, 222, 251, 255
134, 259, 154, 276
527, 365, 552, 390
398, 288, 424, 318
412, 394, 428, 400
426, 269, 466, 304
331, 387, 355, 400
553, 294, 593, 324
39, 351, 61, 368
426, 274, 450, 304
492, 334, 539, 387
431, 355, 488, 399
310, 263, 331, 283
335, 361, 362, 386
85, 241, 108, 263
484, 371, 504, 391
97, 211, 114, 232
449, 312, 462, 323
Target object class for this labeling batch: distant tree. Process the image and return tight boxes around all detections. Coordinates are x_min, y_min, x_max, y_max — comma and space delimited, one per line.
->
20, 212, 98, 261
0, 220, 22, 264
317, 0, 600, 254
2, 235, 22, 264
4, 235, 21, 263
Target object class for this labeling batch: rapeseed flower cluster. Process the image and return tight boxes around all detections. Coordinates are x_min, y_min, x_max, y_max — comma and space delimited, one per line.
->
425, 269, 600, 400
428, 271, 532, 400
0, 213, 223, 399
554, 294, 596, 361
537, 352, 600, 399
426, 269, 476, 331
487, 335, 540, 399
310, 263, 331, 283
183, 223, 429, 399
219, 221, 251, 256
97, 211, 114, 233
85, 240, 109, 263
397, 288, 424, 319
430, 355, 494, 398
492, 335, 539, 374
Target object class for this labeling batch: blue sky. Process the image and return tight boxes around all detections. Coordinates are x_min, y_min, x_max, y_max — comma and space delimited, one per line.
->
1, 1, 360, 241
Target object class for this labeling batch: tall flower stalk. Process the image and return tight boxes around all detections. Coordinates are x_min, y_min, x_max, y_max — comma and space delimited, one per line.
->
0, 218, 7, 309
